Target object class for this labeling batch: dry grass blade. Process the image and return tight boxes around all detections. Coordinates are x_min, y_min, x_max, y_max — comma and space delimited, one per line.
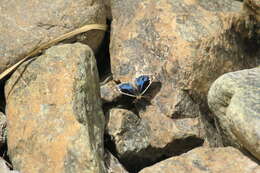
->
0, 23, 107, 80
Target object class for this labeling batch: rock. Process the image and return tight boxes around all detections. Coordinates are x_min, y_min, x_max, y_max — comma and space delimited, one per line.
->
106, 108, 150, 171
141, 105, 204, 158
5, 43, 106, 173
139, 147, 260, 173
0, 157, 20, 173
0, 0, 106, 73
239, 0, 260, 43
109, 0, 259, 110
106, 108, 204, 172
105, 0, 112, 20
109, 0, 259, 151
243, 0, 260, 23
153, 89, 201, 119
100, 80, 121, 103
208, 67, 260, 160
104, 151, 129, 173
0, 112, 7, 150
110, 0, 246, 94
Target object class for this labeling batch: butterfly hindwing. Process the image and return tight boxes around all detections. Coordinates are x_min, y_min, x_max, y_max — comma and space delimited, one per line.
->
117, 83, 137, 97
134, 75, 151, 95
117, 75, 153, 98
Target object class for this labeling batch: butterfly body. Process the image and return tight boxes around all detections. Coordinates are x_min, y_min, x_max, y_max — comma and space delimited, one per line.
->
117, 75, 153, 99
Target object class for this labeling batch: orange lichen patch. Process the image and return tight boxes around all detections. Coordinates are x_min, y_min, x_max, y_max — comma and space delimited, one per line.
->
43, 125, 81, 173
7, 98, 82, 172
5, 44, 105, 173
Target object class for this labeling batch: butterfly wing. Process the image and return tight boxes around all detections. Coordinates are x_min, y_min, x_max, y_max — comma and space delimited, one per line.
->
134, 75, 152, 95
117, 83, 137, 97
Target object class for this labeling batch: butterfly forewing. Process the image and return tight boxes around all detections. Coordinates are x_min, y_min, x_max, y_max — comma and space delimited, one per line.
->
117, 83, 137, 97
134, 75, 151, 94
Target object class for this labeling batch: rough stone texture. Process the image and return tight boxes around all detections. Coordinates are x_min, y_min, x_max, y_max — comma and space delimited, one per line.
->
240, 0, 260, 43
111, 0, 244, 93
104, 151, 129, 173
0, 112, 7, 150
104, 0, 112, 20
108, 0, 260, 154
0, 157, 20, 173
100, 80, 121, 103
208, 67, 260, 160
0, 0, 106, 73
243, 0, 260, 23
5, 43, 106, 173
153, 88, 201, 119
106, 108, 150, 170
139, 147, 260, 173
109, 0, 259, 115
106, 108, 204, 172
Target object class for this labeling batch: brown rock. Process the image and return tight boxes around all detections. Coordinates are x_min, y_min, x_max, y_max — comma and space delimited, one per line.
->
110, 0, 244, 89
140, 147, 260, 173
106, 107, 204, 172
208, 67, 260, 160
109, 0, 259, 152
153, 88, 200, 119
5, 43, 106, 173
0, 0, 106, 73
110, 0, 258, 116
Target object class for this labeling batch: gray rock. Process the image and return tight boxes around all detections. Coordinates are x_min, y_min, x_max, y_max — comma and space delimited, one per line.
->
104, 150, 129, 173
106, 108, 151, 165
5, 43, 106, 173
106, 108, 204, 172
100, 81, 121, 103
154, 89, 201, 119
0, 112, 7, 150
208, 67, 260, 160
0, 0, 106, 73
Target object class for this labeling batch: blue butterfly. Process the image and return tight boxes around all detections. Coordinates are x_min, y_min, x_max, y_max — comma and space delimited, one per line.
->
117, 75, 153, 99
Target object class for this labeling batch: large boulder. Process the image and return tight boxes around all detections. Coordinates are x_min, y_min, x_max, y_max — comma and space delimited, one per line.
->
108, 0, 259, 129
140, 147, 260, 173
5, 43, 106, 173
110, 0, 251, 99
0, 0, 106, 73
208, 67, 260, 160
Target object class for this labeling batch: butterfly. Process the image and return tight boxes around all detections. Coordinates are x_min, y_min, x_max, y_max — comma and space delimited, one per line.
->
117, 75, 153, 99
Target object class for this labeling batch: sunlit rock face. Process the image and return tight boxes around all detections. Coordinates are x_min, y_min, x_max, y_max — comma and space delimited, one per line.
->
0, 0, 106, 73
208, 67, 260, 160
5, 43, 106, 173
